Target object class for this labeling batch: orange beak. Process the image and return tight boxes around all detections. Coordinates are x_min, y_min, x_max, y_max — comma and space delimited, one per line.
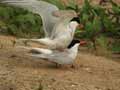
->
80, 40, 87, 46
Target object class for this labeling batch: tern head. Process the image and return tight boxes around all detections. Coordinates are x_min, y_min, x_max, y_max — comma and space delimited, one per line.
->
70, 17, 84, 30
71, 16, 84, 30
71, 43, 80, 55
69, 43, 80, 59
68, 39, 80, 48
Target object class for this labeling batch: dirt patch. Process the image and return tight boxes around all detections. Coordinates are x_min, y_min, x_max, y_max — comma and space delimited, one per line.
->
0, 47, 120, 90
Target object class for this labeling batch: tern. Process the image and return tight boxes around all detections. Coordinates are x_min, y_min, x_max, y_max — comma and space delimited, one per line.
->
18, 43, 80, 67
0, 0, 80, 50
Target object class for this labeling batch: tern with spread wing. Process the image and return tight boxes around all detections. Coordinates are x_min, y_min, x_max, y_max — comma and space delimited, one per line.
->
0, 0, 80, 50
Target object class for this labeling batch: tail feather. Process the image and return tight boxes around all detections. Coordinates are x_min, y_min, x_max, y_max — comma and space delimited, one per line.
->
18, 38, 55, 48
30, 48, 53, 54
16, 46, 53, 54
34, 38, 55, 47
30, 54, 47, 59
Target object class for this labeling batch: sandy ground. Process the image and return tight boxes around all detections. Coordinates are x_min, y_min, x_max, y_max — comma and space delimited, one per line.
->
0, 46, 120, 90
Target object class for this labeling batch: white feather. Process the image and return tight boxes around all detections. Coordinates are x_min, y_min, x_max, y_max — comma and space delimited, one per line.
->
30, 43, 80, 65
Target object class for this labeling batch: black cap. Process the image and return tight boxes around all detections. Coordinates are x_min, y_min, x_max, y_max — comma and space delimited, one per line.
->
71, 17, 80, 23
68, 39, 80, 48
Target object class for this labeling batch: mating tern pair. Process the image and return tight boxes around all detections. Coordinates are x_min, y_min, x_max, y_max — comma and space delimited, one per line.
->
0, 0, 80, 67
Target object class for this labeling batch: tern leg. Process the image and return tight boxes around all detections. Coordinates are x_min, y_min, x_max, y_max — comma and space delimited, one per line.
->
54, 63, 61, 68
12, 40, 16, 47
71, 64, 76, 69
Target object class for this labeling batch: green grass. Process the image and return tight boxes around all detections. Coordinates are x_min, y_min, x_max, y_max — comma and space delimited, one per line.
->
0, 4, 43, 38
111, 41, 120, 53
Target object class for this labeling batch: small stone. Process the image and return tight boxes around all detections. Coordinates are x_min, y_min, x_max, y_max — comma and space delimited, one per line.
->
10, 54, 17, 58
71, 84, 76, 87
84, 67, 92, 73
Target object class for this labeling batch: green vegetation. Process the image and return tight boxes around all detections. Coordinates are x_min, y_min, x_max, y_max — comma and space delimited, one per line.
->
43, 0, 66, 9
0, 4, 43, 38
66, 0, 120, 54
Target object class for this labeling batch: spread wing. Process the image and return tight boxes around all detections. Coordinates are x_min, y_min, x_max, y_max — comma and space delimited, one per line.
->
0, 0, 59, 37
0, 0, 78, 38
